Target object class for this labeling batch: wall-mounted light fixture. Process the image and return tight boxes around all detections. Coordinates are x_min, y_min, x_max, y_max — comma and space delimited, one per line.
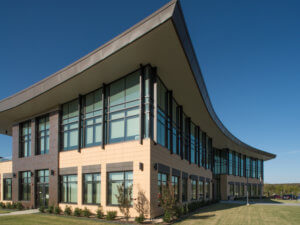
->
13, 173, 16, 178
31, 171, 34, 177
51, 170, 55, 176
153, 163, 158, 171
139, 163, 144, 171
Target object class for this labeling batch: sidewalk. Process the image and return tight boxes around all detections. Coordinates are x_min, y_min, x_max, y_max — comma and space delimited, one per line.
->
0, 209, 39, 217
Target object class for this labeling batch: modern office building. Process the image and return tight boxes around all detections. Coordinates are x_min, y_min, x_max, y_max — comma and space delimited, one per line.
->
0, 0, 275, 218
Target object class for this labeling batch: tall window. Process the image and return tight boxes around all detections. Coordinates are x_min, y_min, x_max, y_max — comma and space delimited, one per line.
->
229, 184, 234, 197
108, 171, 133, 205
191, 179, 197, 200
61, 175, 77, 203
20, 171, 31, 201
199, 180, 204, 201
171, 175, 179, 201
235, 153, 239, 176
246, 157, 250, 177
171, 99, 179, 154
3, 178, 12, 200
20, 121, 31, 157
157, 79, 167, 147
190, 123, 196, 164
108, 72, 140, 143
83, 173, 101, 205
228, 152, 233, 175
241, 155, 244, 177
235, 184, 240, 197
247, 184, 251, 197
205, 181, 210, 199
182, 177, 188, 202
257, 159, 262, 179
158, 172, 168, 200
61, 100, 79, 151
37, 116, 50, 155
83, 89, 102, 147
241, 184, 244, 197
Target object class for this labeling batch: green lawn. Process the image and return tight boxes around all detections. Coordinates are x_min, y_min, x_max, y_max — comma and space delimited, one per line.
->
0, 214, 120, 225
174, 203, 300, 225
251, 198, 300, 204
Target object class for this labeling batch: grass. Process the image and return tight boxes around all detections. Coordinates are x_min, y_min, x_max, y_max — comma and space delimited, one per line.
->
174, 203, 300, 225
250, 198, 300, 204
0, 213, 120, 225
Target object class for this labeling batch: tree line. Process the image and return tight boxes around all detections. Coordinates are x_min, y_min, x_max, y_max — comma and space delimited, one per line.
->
264, 183, 300, 196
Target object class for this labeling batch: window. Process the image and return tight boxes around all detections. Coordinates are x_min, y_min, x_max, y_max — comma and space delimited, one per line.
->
158, 172, 168, 200
190, 123, 196, 164
61, 100, 79, 151
83, 89, 102, 147
247, 184, 251, 197
3, 178, 12, 200
228, 152, 233, 175
235, 184, 240, 197
157, 79, 167, 147
20, 121, 31, 157
60, 175, 77, 203
241, 184, 244, 197
182, 177, 188, 202
171, 176, 179, 201
108, 171, 133, 205
246, 157, 250, 178
205, 181, 210, 199
108, 72, 140, 143
191, 179, 197, 200
229, 184, 234, 197
235, 153, 239, 176
20, 171, 31, 201
36, 170, 49, 207
37, 116, 50, 155
199, 180, 204, 201
83, 173, 101, 205
241, 155, 244, 177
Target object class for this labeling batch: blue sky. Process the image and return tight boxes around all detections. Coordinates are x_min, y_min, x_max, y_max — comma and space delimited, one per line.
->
0, 0, 299, 184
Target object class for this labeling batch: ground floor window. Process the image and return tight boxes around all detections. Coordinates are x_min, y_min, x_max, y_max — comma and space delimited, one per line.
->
20, 171, 31, 201
229, 184, 234, 197
235, 184, 240, 197
171, 175, 179, 201
199, 180, 204, 201
107, 171, 133, 205
247, 184, 251, 197
182, 178, 188, 202
83, 173, 101, 205
191, 179, 197, 200
241, 184, 245, 197
60, 175, 77, 203
158, 172, 168, 200
205, 181, 210, 199
4, 178, 12, 200
252, 184, 257, 197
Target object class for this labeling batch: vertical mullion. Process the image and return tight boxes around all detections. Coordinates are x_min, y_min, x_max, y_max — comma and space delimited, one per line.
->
78, 95, 82, 152
164, 90, 168, 148
139, 65, 145, 145
153, 68, 158, 143
169, 91, 173, 154
102, 84, 106, 149
179, 106, 183, 160
197, 126, 200, 167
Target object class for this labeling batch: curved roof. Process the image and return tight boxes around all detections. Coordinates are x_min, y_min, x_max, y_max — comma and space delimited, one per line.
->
0, 0, 275, 160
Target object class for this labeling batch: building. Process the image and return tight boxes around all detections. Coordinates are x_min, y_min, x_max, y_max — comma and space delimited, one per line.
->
0, 0, 275, 218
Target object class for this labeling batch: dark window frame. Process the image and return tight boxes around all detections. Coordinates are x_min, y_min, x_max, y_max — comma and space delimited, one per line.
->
3, 178, 12, 200
36, 115, 50, 155
83, 173, 101, 205
60, 174, 78, 204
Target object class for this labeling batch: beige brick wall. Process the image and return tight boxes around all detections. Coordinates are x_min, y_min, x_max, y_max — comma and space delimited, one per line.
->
150, 142, 213, 217
0, 161, 12, 203
220, 174, 263, 200
58, 139, 151, 217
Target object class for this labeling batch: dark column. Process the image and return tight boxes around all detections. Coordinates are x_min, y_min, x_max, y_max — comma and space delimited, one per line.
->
139, 65, 145, 145
101, 84, 106, 149
168, 91, 173, 154
78, 95, 82, 152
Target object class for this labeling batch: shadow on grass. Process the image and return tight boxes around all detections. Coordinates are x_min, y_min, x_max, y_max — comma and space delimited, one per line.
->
172, 203, 242, 224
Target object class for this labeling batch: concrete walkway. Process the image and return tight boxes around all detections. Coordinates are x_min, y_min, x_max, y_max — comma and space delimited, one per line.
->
220, 200, 300, 206
0, 209, 39, 217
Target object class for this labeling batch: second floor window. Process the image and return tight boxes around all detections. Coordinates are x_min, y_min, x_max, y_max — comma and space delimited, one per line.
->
37, 116, 50, 155
61, 100, 79, 151
20, 121, 31, 157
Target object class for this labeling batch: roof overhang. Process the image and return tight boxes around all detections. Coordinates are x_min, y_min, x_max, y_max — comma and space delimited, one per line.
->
0, 0, 276, 160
